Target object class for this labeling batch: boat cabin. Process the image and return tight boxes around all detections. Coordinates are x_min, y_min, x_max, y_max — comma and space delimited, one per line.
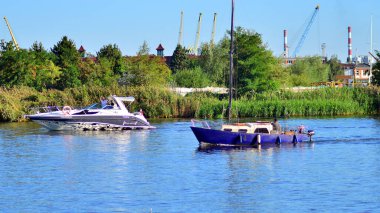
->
221, 122, 274, 134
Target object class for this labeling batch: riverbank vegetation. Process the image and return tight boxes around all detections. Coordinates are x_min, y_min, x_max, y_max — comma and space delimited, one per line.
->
0, 26, 379, 122
0, 85, 379, 122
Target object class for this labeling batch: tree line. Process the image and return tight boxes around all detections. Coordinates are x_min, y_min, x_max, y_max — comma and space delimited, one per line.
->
0, 37, 171, 91
0, 26, 379, 96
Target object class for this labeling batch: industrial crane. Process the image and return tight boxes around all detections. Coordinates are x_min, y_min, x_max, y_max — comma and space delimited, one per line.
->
369, 52, 379, 62
178, 11, 184, 46
292, 5, 319, 57
3, 16, 20, 50
193, 13, 202, 55
210, 13, 217, 47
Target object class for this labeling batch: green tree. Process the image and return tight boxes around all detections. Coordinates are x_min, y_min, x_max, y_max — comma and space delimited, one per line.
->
56, 65, 81, 89
371, 51, 380, 85
79, 58, 115, 87
29, 42, 61, 90
97, 44, 125, 75
231, 27, 283, 94
51, 36, 81, 89
0, 39, 17, 52
137, 41, 150, 56
0, 42, 33, 87
272, 59, 291, 88
170, 44, 189, 73
290, 56, 330, 86
51, 36, 80, 68
30, 42, 50, 60
121, 55, 171, 86
327, 55, 343, 81
199, 43, 229, 86
0, 41, 61, 90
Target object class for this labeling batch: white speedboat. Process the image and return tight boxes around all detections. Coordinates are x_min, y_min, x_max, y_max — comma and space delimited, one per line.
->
25, 96, 155, 131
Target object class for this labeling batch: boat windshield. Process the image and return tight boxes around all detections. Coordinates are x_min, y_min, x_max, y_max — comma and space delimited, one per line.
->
83, 103, 102, 110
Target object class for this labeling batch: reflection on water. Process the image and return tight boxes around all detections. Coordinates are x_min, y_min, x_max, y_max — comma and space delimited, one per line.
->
197, 141, 315, 153
0, 117, 379, 212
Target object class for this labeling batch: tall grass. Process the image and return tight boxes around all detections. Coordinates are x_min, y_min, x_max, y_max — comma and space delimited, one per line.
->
0, 86, 379, 122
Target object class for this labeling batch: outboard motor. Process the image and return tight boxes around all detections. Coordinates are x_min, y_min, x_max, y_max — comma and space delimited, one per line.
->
307, 130, 315, 142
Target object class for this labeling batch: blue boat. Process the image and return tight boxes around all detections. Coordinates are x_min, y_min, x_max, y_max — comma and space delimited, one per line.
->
191, 120, 314, 146
190, 0, 315, 146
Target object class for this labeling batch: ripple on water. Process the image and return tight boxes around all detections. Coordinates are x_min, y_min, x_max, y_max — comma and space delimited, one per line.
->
0, 117, 379, 212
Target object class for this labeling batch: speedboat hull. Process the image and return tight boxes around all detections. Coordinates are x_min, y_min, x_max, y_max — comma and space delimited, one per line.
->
29, 114, 154, 131
190, 126, 310, 146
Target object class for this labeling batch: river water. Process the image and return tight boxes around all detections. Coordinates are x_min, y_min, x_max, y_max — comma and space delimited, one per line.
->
0, 117, 379, 212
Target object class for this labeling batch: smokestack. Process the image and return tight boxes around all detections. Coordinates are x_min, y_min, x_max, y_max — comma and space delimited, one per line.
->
284, 30, 288, 58
348, 26, 352, 63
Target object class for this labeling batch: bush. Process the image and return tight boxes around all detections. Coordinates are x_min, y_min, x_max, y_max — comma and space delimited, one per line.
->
173, 67, 211, 88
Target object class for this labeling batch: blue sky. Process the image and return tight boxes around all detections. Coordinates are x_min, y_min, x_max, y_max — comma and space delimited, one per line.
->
1, 0, 379, 61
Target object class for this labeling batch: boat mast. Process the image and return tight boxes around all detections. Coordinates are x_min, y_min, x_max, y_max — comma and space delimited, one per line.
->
228, 0, 235, 122
369, 15, 373, 84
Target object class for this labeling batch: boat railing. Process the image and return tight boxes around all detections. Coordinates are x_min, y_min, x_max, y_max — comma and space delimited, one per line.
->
282, 124, 311, 135
191, 119, 211, 129
29, 106, 71, 114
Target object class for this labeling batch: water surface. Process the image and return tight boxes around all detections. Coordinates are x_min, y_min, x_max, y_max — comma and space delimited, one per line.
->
0, 117, 379, 212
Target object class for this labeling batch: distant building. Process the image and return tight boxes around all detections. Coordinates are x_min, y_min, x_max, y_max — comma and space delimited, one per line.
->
78, 45, 86, 57
281, 56, 327, 66
154, 43, 200, 68
283, 57, 297, 66
156, 44, 164, 57
353, 55, 370, 64
77, 45, 97, 62
336, 63, 370, 85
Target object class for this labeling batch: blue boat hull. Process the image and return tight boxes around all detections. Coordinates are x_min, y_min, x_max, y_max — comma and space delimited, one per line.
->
190, 126, 310, 146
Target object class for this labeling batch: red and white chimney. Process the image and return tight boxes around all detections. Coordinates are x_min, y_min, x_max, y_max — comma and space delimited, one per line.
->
284, 30, 288, 58
348, 26, 352, 63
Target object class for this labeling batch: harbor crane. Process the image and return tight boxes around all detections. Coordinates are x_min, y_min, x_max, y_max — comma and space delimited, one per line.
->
292, 5, 320, 57
210, 13, 217, 47
369, 52, 379, 62
193, 13, 203, 55
3, 16, 20, 50
178, 11, 184, 46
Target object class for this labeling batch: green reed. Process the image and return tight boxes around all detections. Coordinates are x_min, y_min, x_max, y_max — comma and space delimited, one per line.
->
0, 86, 379, 122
